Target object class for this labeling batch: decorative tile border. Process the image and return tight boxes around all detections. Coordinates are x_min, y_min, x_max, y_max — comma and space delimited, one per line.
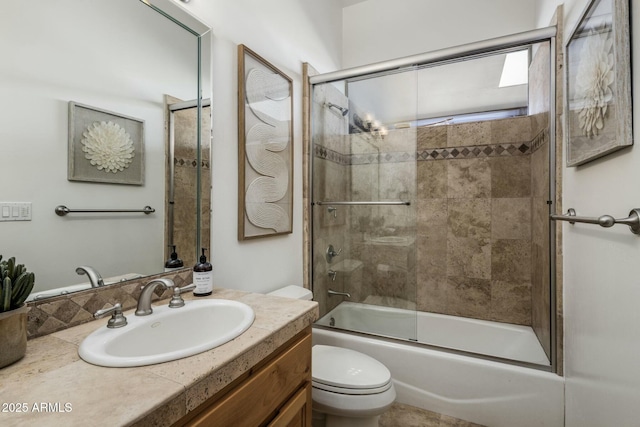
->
314, 141, 531, 165
416, 142, 530, 161
353, 151, 417, 164
175, 157, 211, 169
313, 145, 350, 165
530, 128, 549, 154
26, 268, 192, 339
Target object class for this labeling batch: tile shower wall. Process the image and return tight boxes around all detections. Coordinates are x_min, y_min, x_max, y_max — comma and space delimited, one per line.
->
416, 116, 535, 325
312, 84, 351, 316
349, 128, 417, 309
315, 114, 550, 329
315, 120, 550, 323
165, 98, 212, 268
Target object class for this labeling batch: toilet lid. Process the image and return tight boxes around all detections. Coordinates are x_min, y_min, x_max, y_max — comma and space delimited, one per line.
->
312, 345, 391, 390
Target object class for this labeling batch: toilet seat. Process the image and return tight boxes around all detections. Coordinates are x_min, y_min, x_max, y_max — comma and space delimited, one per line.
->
312, 380, 392, 395
312, 345, 392, 395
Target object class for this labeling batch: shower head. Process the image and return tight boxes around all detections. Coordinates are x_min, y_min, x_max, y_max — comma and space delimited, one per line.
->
326, 102, 349, 117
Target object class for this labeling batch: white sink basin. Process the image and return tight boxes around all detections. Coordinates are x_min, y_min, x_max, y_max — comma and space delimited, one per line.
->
79, 299, 255, 367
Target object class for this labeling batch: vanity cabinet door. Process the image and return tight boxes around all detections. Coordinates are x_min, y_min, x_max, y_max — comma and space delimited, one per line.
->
182, 329, 311, 427
267, 383, 312, 427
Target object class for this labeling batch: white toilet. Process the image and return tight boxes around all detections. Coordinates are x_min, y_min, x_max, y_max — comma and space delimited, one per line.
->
267, 286, 396, 427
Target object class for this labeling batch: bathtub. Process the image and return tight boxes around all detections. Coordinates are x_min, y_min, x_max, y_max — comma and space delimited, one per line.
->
313, 302, 564, 427
316, 302, 550, 365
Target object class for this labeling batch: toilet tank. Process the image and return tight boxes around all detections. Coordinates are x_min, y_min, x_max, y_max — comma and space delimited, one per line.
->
267, 285, 313, 300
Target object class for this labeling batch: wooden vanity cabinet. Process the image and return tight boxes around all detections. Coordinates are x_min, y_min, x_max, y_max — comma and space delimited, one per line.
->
177, 327, 312, 427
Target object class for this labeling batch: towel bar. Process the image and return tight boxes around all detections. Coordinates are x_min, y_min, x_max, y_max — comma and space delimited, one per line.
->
550, 208, 640, 235
55, 205, 155, 216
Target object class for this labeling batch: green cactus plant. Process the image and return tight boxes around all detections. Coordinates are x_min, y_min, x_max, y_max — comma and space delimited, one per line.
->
0, 255, 35, 313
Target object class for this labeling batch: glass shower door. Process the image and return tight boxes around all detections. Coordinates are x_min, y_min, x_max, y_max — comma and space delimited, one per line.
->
311, 69, 418, 342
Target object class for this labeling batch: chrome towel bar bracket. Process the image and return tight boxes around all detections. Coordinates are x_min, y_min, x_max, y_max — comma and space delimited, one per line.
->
550, 208, 640, 235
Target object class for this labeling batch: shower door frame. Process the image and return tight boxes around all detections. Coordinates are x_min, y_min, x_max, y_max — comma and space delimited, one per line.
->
308, 26, 559, 373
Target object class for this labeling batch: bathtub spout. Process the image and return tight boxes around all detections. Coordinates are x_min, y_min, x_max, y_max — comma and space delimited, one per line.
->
328, 289, 351, 298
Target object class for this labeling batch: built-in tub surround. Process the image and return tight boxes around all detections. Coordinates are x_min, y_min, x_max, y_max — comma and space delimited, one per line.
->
415, 115, 540, 327
314, 115, 549, 329
309, 25, 565, 370
2, 289, 318, 426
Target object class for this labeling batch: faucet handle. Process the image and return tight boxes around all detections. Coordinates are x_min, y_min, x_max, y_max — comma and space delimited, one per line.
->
94, 303, 127, 328
169, 284, 196, 308
326, 244, 342, 263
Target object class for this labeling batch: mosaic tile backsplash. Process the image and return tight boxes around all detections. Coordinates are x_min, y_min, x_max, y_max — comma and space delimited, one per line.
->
26, 268, 192, 339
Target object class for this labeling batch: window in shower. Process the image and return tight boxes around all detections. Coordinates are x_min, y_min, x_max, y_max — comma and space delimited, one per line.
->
311, 40, 554, 369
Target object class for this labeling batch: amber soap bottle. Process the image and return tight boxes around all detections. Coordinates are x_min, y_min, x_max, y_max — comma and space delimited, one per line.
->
193, 248, 213, 296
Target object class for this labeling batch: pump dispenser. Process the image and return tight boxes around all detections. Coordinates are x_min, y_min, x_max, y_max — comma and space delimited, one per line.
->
164, 245, 184, 272
193, 248, 213, 296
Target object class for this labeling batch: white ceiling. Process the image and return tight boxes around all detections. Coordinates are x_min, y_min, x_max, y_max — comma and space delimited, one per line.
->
335, 0, 534, 126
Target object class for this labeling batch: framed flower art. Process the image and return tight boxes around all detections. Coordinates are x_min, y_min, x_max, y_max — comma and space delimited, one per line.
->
565, 0, 632, 166
68, 102, 145, 185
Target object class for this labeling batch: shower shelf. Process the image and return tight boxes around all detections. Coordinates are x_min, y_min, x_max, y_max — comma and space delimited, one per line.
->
550, 208, 640, 235
314, 201, 410, 206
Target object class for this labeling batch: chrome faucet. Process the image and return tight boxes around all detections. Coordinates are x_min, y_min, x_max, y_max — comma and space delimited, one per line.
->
135, 278, 175, 316
328, 270, 337, 281
76, 266, 105, 288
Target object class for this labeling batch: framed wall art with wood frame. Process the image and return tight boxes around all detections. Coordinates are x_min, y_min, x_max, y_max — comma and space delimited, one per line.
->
565, 0, 632, 167
237, 44, 293, 240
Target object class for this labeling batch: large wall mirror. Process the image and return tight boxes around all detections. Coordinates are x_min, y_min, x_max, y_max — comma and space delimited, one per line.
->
0, 0, 212, 299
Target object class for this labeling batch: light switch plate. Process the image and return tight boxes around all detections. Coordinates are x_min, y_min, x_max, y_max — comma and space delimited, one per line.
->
0, 202, 31, 221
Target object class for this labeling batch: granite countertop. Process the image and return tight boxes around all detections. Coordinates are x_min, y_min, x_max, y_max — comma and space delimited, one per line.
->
0, 288, 319, 427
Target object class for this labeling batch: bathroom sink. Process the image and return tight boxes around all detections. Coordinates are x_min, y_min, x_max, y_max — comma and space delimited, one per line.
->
79, 299, 255, 367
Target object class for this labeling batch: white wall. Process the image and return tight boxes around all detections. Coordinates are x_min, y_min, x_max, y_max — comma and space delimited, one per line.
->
174, 0, 343, 293
536, 1, 640, 425
342, 0, 536, 68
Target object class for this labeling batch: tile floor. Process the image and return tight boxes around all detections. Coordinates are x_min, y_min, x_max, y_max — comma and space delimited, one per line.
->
379, 403, 486, 427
